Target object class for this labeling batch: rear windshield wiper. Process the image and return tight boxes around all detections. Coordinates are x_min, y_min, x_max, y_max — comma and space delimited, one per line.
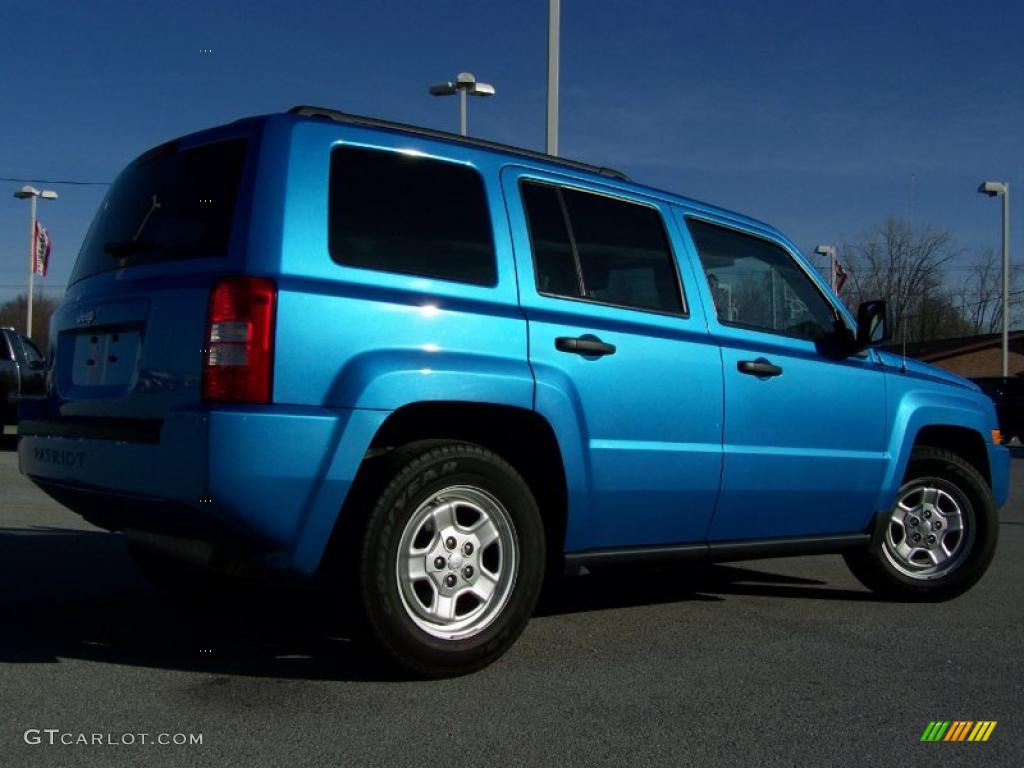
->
104, 240, 158, 258
105, 195, 164, 258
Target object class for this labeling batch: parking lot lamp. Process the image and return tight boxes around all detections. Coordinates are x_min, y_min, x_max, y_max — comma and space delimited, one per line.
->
815, 245, 838, 291
547, 0, 560, 156
429, 72, 495, 136
12, 185, 58, 339
978, 181, 1011, 377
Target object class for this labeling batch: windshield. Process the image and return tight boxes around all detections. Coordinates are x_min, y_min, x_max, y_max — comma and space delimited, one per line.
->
71, 138, 248, 284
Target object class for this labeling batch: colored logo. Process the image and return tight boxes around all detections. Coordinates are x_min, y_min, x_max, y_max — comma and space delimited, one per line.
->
921, 721, 997, 742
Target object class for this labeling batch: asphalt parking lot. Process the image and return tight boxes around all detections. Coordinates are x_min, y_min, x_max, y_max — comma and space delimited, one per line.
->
1, 425, 1021, 768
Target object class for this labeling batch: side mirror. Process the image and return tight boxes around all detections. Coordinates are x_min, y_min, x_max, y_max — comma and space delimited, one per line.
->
855, 300, 890, 349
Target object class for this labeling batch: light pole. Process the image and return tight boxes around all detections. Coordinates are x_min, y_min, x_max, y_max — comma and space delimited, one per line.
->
12, 185, 58, 339
547, 0, 560, 156
815, 244, 838, 291
978, 181, 1011, 377
429, 72, 495, 137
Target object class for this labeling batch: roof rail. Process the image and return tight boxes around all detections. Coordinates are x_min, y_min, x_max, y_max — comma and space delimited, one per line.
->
288, 106, 630, 182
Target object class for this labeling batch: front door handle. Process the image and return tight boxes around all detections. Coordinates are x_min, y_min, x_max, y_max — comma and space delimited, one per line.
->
738, 359, 783, 377
555, 336, 617, 357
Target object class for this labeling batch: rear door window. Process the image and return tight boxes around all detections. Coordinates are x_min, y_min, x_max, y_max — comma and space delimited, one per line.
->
328, 146, 497, 286
71, 139, 248, 284
521, 180, 684, 315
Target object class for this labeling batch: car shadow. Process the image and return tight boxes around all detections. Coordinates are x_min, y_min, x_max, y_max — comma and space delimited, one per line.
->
536, 561, 874, 617
0, 428, 16, 452
0, 526, 404, 681
0, 527, 873, 681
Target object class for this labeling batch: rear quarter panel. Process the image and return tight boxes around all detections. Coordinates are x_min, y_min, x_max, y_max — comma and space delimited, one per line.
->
250, 117, 532, 413
242, 118, 533, 572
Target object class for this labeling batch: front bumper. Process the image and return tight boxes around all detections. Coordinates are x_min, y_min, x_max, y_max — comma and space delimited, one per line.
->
989, 443, 1010, 509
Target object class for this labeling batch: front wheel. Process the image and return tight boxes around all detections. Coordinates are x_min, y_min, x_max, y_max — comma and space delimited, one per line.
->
356, 442, 545, 677
844, 447, 998, 601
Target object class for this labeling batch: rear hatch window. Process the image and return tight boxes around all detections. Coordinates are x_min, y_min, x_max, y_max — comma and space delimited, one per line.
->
71, 139, 248, 284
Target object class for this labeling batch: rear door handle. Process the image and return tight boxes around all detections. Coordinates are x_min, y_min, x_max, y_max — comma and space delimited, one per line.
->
738, 359, 783, 377
555, 336, 617, 357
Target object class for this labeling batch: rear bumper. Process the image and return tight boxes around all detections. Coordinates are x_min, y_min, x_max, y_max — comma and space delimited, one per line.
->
19, 405, 388, 572
20, 410, 207, 499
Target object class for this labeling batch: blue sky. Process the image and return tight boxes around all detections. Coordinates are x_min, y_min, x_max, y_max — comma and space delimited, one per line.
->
1, 0, 1021, 302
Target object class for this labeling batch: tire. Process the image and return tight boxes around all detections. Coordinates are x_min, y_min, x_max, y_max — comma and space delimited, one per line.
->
354, 441, 545, 678
844, 447, 998, 601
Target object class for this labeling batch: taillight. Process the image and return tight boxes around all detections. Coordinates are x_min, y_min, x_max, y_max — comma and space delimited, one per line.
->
202, 277, 276, 404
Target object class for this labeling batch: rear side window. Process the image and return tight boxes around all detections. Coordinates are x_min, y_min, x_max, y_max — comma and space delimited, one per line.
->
328, 147, 497, 286
521, 181, 683, 315
71, 139, 248, 284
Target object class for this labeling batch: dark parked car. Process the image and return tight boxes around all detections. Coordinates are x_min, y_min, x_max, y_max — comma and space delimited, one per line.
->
971, 377, 1024, 441
1, 327, 45, 431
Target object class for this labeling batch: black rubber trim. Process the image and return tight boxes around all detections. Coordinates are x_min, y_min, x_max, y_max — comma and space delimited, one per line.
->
19, 417, 163, 444
564, 533, 871, 572
566, 543, 707, 569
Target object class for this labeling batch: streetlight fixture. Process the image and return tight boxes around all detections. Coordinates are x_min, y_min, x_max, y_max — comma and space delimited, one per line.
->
978, 181, 1011, 378
815, 244, 838, 291
12, 185, 58, 339
429, 72, 495, 137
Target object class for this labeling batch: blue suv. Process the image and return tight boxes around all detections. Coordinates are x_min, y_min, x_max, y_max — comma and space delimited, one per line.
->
19, 106, 1009, 676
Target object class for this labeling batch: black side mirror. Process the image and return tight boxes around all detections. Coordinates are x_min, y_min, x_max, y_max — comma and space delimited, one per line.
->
855, 300, 890, 349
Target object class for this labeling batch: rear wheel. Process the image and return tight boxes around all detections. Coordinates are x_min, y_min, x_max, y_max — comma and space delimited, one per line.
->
353, 442, 544, 677
844, 447, 998, 601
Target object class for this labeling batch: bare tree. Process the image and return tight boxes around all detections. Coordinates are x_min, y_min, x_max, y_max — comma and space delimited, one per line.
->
0, 293, 62, 351
956, 248, 1024, 336
958, 248, 1000, 334
841, 217, 968, 343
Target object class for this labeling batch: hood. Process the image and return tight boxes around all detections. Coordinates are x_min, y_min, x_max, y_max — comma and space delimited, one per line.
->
874, 351, 980, 391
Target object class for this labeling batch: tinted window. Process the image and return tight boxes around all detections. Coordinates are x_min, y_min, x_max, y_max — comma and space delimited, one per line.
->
521, 181, 683, 314
520, 183, 580, 297
329, 147, 496, 285
72, 139, 248, 284
687, 219, 836, 340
